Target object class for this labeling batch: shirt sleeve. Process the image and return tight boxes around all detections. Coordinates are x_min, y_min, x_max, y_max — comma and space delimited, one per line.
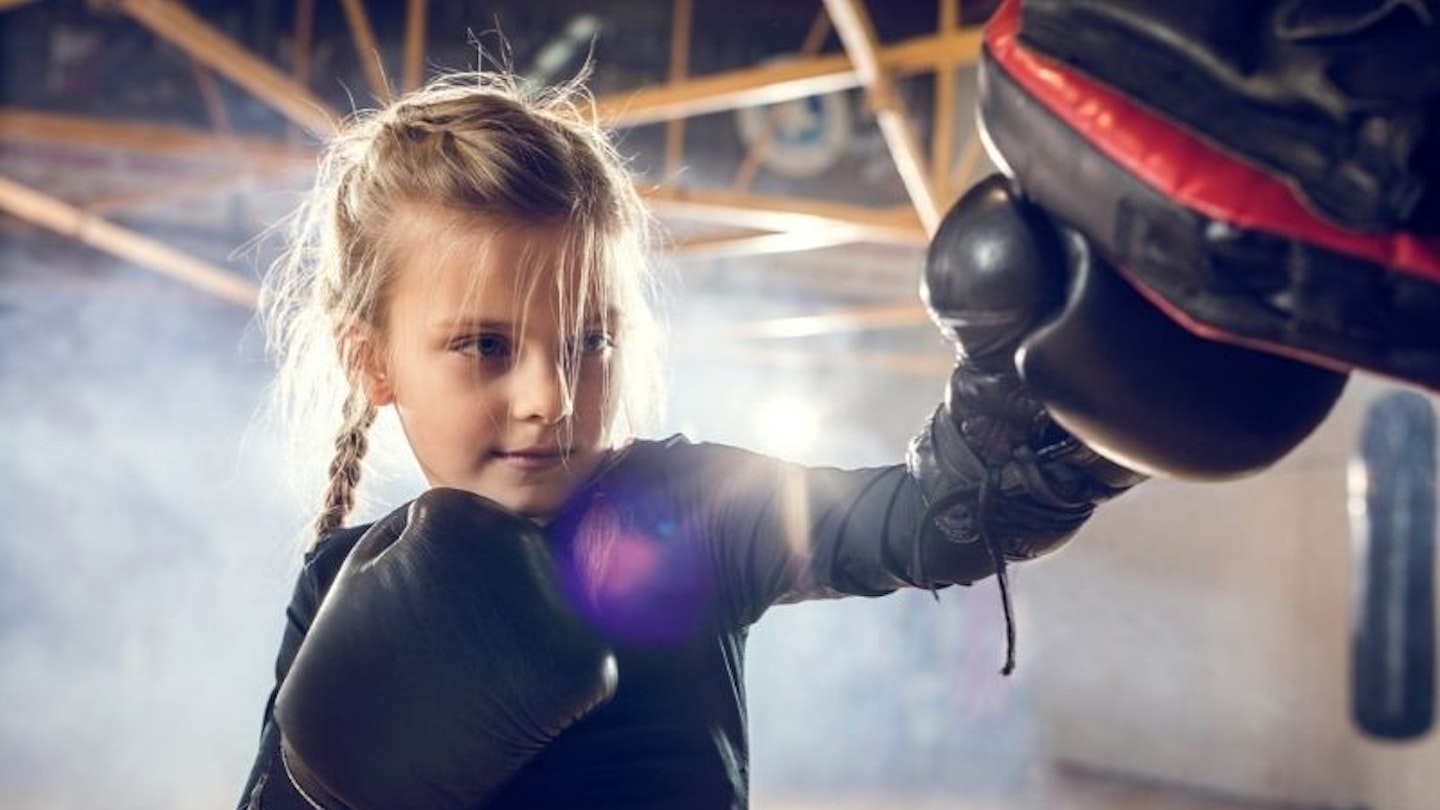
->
627, 439, 1004, 629
235, 529, 365, 810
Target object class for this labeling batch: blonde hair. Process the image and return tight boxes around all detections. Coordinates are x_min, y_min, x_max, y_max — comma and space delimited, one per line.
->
261, 71, 665, 541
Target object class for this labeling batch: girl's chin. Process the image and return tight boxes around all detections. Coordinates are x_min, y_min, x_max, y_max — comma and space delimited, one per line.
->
470, 486, 565, 522
431, 461, 602, 519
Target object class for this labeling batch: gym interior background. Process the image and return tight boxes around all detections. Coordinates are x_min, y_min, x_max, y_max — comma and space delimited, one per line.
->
0, 1, 1434, 809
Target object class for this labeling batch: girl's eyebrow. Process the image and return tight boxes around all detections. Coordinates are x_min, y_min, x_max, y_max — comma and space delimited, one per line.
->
431, 317, 512, 333
432, 310, 618, 332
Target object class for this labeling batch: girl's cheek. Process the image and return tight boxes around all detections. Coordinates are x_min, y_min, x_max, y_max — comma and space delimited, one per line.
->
578, 355, 611, 380
456, 359, 504, 387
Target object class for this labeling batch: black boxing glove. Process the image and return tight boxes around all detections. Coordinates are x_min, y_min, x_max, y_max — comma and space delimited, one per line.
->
1014, 226, 1349, 480
908, 174, 1145, 672
274, 488, 617, 810
910, 174, 1144, 547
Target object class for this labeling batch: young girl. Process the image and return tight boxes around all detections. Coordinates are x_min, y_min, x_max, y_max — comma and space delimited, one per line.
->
238, 71, 1141, 810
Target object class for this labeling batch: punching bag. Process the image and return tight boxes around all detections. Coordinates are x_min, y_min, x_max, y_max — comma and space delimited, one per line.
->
1350, 389, 1437, 740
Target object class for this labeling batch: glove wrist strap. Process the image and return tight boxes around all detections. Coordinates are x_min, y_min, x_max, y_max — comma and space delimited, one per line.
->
280, 739, 353, 810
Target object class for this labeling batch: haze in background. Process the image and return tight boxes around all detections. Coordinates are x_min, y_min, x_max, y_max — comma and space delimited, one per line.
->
0, 238, 1034, 810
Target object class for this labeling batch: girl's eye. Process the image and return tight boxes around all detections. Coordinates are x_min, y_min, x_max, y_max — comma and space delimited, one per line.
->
455, 334, 511, 359
578, 331, 614, 356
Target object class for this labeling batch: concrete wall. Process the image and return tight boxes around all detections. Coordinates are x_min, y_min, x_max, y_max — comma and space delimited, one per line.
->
1024, 375, 1440, 809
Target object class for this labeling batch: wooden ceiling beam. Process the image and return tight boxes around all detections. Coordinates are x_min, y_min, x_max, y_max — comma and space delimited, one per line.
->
594, 28, 981, 128
292, 0, 315, 85
0, 174, 258, 308
598, 53, 861, 128
824, 0, 941, 235
643, 186, 927, 247
0, 111, 922, 250
402, 0, 428, 92
663, 0, 693, 184
0, 108, 315, 167
190, 62, 234, 134
669, 227, 869, 261
338, 0, 390, 105
111, 0, 338, 137
932, 0, 959, 199
81, 159, 309, 216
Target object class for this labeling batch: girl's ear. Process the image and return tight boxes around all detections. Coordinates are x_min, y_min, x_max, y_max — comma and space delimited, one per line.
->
344, 330, 395, 407
359, 356, 395, 407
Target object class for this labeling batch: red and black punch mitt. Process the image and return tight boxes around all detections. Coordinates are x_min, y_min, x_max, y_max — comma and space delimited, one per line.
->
1017, 0, 1440, 235
972, 0, 1440, 478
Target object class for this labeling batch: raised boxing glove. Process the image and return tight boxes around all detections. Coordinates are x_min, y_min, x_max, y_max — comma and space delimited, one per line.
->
275, 488, 617, 810
908, 174, 1145, 673
910, 174, 1143, 549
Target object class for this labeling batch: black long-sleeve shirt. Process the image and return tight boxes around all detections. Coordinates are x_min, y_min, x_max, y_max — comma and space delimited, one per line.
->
238, 435, 1011, 810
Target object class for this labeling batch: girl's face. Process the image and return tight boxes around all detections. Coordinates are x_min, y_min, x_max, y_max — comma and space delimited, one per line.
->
362, 209, 614, 521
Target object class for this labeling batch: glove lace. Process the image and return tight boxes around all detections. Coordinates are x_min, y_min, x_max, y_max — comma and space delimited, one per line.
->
917, 468, 1018, 676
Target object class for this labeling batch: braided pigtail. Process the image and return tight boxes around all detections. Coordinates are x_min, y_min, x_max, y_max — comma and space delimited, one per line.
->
313, 392, 378, 539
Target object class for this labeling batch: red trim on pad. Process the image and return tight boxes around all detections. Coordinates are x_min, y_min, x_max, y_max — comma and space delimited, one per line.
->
986, 0, 1440, 283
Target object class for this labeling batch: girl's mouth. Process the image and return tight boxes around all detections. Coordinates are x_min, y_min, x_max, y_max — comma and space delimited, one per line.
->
495, 447, 565, 472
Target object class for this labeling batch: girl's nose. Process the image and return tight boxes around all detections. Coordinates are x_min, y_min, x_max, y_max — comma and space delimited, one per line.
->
510, 350, 571, 424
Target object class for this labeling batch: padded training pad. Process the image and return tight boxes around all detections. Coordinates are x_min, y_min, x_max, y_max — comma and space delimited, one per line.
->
980, 0, 1440, 392
1017, 0, 1440, 233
